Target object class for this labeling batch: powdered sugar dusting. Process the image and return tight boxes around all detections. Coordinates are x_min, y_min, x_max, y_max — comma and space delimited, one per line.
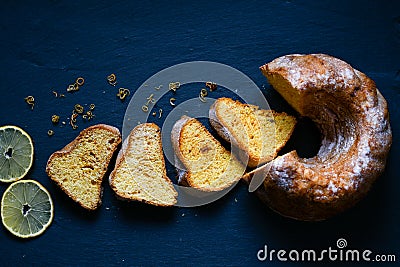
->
267, 54, 361, 92
353, 135, 371, 174
327, 180, 338, 193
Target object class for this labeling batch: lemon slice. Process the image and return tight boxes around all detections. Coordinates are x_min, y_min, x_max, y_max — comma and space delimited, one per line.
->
1, 179, 53, 238
0, 125, 34, 183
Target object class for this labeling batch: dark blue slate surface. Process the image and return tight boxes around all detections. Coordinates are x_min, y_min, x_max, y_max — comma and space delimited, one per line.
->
0, 1, 399, 266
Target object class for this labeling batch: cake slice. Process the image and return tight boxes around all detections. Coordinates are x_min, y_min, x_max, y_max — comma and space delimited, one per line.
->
109, 123, 178, 206
171, 116, 245, 191
209, 97, 296, 167
46, 124, 121, 210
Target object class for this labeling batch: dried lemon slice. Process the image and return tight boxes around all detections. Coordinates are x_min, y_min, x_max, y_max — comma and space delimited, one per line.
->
1, 179, 53, 238
0, 125, 34, 182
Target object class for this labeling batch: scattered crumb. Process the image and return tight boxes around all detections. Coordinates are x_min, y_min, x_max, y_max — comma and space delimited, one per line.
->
181, 213, 185, 217
105, 207, 110, 210
234, 198, 238, 202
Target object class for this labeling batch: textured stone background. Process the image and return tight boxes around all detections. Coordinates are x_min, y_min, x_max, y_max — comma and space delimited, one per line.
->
0, 0, 399, 266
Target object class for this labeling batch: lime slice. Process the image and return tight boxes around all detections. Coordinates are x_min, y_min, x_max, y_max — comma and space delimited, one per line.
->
0, 125, 34, 183
1, 179, 53, 238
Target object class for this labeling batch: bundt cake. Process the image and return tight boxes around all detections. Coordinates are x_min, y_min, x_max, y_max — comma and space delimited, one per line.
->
243, 54, 392, 221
